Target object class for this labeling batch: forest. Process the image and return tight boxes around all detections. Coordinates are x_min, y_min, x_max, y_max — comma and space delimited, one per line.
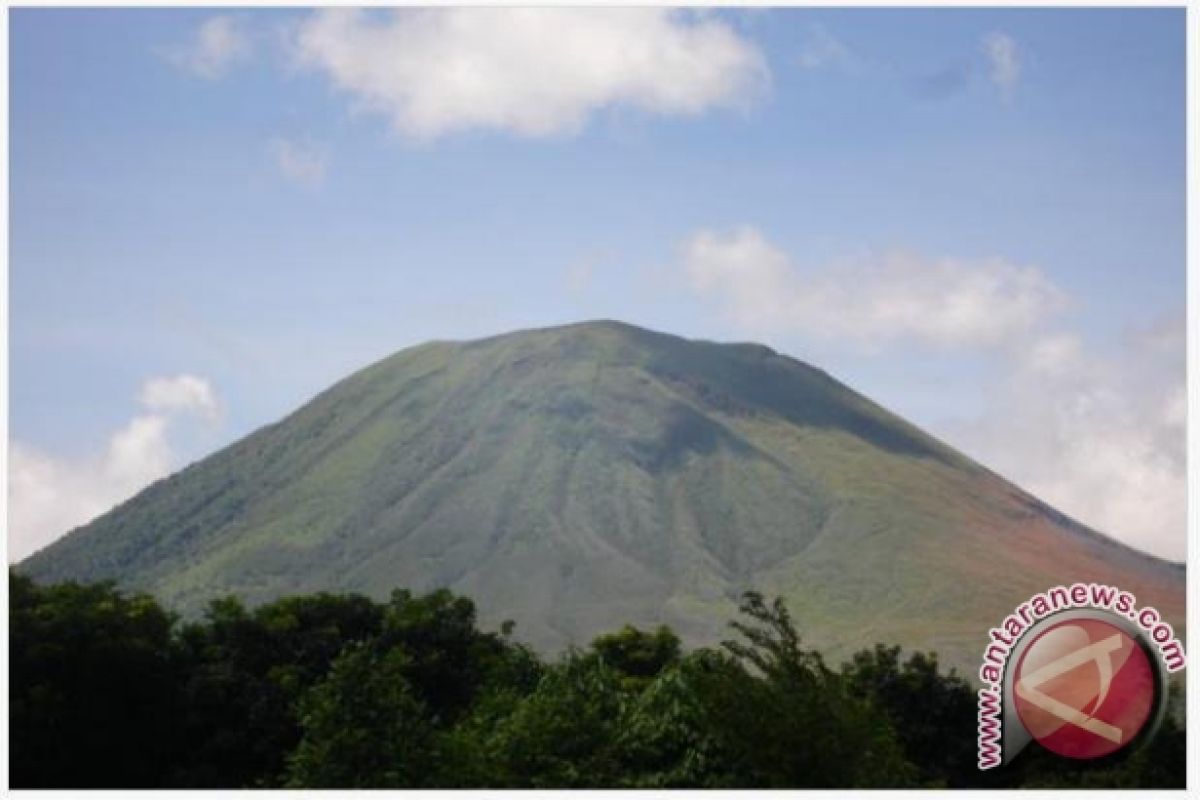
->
9, 573, 1185, 789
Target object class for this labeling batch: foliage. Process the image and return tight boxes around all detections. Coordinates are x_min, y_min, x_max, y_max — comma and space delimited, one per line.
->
8, 575, 1186, 789
285, 644, 434, 787
841, 644, 977, 786
709, 592, 917, 787
9, 573, 183, 788
591, 624, 681, 684
171, 592, 384, 786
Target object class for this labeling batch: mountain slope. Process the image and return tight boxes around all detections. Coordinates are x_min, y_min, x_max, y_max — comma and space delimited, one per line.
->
19, 320, 1184, 674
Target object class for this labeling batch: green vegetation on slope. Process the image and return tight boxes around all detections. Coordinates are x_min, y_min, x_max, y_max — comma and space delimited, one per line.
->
17, 321, 1185, 675
10, 575, 1184, 789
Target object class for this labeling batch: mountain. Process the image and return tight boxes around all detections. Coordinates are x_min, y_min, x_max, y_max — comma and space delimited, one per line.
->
18, 320, 1184, 674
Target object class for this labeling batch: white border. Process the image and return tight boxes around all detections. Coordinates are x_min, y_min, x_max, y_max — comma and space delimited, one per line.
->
1, 1, 1194, 797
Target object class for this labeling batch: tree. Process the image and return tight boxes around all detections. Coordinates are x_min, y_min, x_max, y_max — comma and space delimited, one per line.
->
172, 591, 384, 786
710, 591, 918, 787
9, 577, 1184, 789
479, 651, 628, 787
9, 573, 183, 788
376, 588, 509, 723
841, 644, 977, 786
285, 644, 434, 787
591, 624, 681, 684
615, 649, 746, 787
282, 588, 536, 787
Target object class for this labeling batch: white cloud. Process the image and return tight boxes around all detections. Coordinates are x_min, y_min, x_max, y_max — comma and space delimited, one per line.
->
161, 15, 252, 80
268, 137, 328, 187
8, 375, 219, 562
681, 226, 1183, 560
292, 8, 768, 140
981, 31, 1021, 99
951, 318, 1185, 561
683, 226, 1066, 350
139, 373, 220, 419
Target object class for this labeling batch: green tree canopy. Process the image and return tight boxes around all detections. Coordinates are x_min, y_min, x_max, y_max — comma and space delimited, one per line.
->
8, 574, 1186, 789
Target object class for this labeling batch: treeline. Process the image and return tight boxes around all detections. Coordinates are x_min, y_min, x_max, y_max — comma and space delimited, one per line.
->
9, 573, 1184, 788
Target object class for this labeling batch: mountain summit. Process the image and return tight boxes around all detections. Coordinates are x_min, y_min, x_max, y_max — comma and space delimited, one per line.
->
19, 320, 1183, 672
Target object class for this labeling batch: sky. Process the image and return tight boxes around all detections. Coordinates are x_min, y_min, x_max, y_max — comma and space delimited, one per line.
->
7, 7, 1187, 562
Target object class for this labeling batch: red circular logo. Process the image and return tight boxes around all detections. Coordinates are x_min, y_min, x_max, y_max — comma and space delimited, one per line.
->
1013, 618, 1156, 759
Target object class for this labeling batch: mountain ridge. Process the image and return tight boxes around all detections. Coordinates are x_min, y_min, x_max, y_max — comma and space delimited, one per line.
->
18, 320, 1184, 674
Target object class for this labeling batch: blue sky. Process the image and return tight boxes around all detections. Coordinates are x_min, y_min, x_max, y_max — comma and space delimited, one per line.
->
7, 8, 1187, 560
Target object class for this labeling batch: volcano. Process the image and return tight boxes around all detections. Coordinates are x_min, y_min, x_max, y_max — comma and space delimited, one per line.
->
19, 320, 1184, 674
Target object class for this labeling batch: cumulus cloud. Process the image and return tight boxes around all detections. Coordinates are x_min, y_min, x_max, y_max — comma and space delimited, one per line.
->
981, 31, 1021, 99
160, 15, 252, 80
683, 226, 1066, 350
139, 374, 220, 419
8, 375, 219, 562
680, 226, 1184, 560
951, 317, 1186, 561
268, 137, 328, 187
291, 8, 768, 140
